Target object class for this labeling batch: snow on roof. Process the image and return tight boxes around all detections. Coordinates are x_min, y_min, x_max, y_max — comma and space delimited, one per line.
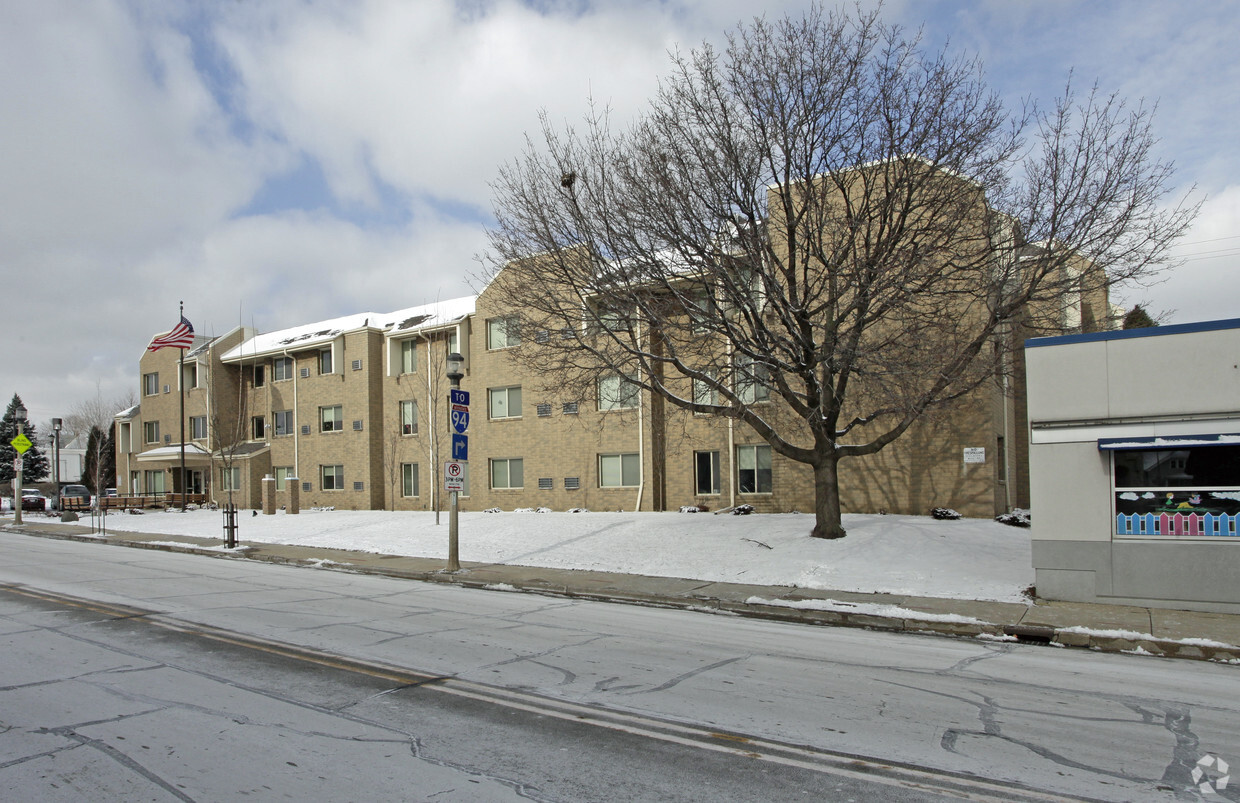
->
221, 296, 476, 362
115, 404, 140, 420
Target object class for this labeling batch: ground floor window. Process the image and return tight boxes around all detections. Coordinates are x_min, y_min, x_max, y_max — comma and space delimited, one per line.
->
274, 466, 293, 490
144, 470, 165, 494
220, 466, 241, 492
695, 450, 720, 495
491, 458, 523, 490
321, 464, 344, 490
737, 444, 772, 494
402, 463, 420, 497
1112, 443, 1240, 538
599, 453, 640, 488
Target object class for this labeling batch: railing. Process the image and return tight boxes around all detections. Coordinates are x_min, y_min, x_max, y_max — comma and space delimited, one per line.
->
100, 493, 208, 511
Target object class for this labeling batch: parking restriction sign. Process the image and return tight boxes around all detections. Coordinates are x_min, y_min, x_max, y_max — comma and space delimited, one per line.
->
444, 461, 465, 492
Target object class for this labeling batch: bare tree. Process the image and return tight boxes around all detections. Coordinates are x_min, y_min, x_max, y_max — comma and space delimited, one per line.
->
484, 5, 1197, 539
64, 388, 137, 445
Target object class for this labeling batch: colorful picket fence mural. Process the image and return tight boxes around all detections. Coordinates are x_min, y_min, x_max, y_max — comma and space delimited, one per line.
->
1115, 511, 1239, 537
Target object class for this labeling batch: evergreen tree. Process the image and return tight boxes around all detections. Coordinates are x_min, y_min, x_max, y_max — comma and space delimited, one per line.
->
0, 394, 50, 484
1123, 305, 1159, 329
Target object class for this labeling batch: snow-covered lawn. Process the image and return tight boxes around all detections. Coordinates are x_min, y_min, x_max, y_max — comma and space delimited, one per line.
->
64, 507, 1034, 603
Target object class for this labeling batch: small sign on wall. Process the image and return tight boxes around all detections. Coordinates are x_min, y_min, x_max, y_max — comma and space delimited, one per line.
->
963, 447, 986, 464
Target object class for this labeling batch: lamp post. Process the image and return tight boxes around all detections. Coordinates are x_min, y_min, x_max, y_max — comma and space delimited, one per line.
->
12, 402, 26, 525
445, 351, 464, 572
51, 418, 61, 510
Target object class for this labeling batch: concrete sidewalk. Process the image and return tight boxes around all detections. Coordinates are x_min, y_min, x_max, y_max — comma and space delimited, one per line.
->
7, 520, 1240, 664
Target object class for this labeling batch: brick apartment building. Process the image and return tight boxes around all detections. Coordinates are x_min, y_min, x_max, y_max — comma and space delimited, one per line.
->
116, 270, 1106, 518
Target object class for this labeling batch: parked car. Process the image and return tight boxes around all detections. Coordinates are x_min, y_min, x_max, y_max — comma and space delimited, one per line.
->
20, 489, 47, 512
104, 488, 118, 497
60, 484, 91, 508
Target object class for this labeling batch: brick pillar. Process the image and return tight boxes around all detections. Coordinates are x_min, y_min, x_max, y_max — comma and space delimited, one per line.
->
287, 477, 300, 514
261, 475, 276, 515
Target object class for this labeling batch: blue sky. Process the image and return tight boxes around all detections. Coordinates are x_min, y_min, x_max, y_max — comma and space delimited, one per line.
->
2, 0, 1237, 426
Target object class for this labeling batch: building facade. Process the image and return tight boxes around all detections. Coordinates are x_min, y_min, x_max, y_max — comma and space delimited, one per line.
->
117, 268, 1103, 517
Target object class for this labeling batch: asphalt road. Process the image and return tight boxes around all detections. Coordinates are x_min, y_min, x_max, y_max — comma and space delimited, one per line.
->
0, 532, 1236, 801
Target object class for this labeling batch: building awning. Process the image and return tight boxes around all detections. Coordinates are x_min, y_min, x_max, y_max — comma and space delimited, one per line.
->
1097, 434, 1240, 451
135, 444, 213, 464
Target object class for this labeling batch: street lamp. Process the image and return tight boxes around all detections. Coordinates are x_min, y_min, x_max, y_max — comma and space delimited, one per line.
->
445, 352, 464, 572
12, 402, 26, 525
51, 418, 61, 511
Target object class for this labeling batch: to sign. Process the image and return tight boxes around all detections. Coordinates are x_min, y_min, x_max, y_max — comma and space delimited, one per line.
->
450, 389, 470, 407
444, 461, 466, 492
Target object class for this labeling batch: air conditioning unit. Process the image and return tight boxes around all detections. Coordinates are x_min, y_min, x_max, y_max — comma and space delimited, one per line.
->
352, 420, 363, 431
300, 424, 311, 435
538, 477, 553, 490
564, 477, 580, 490
300, 368, 310, 379
536, 403, 551, 417
352, 359, 362, 371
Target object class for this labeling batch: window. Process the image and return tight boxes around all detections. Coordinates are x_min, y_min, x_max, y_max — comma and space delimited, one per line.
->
598, 374, 640, 411
400, 400, 419, 435
220, 466, 241, 492
190, 416, 207, 440
183, 363, 199, 389
491, 458, 524, 490
489, 386, 522, 419
402, 463, 420, 497
599, 453, 640, 488
143, 421, 160, 444
274, 410, 293, 436
253, 365, 265, 388
143, 372, 159, 397
273, 357, 293, 381
144, 469, 165, 494
695, 451, 721, 495
487, 315, 520, 349
320, 405, 343, 432
274, 467, 293, 490
1112, 444, 1240, 537
448, 329, 459, 355
400, 340, 417, 374
736, 355, 771, 404
321, 464, 344, 490
737, 444, 772, 494
590, 301, 629, 335
693, 373, 719, 407
252, 416, 265, 440
319, 348, 333, 375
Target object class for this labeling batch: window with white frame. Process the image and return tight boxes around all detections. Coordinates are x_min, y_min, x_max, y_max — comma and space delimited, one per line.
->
692, 372, 719, 407
274, 466, 293, 490
736, 355, 771, 404
598, 374, 640, 411
183, 363, 199, 389
695, 450, 721, 495
273, 357, 293, 381
599, 453, 640, 488
489, 386, 522, 419
402, 463, 420, 497
143, 372, 159, 397
321, 464, 344, 490
143, 421, 160, 444
448, 329, 459, 355
400, 400, 419, 434
490, 458, 524, 490
320, 405, 343, 432
273, 410, 293, 436
144, 470, 165, 494
737, 444, 772, 493
1111, 443, 1240, 538
487, 316, 520, 349
319, 348, 333, 375
220, 466, 241, 492
190, 416, 207, 440
400, 339, 417, 374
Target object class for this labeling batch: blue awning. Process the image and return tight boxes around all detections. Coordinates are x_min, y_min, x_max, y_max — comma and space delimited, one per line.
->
1098, 434, 1240, 450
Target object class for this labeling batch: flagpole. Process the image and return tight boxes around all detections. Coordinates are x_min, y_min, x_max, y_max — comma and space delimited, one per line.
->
179, 300, 187, 512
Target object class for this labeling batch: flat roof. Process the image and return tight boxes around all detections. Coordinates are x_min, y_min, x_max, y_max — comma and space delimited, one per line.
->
1025, 317, 1240, 349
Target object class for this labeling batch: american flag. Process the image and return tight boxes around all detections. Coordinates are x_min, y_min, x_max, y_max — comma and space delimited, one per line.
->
148, 315, 195, 351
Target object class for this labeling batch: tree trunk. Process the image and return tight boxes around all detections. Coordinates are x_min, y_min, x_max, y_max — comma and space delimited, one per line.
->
810, 453, 846, 539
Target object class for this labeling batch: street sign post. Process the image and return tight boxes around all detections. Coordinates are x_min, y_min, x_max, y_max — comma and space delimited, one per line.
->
452, 433, 468, 461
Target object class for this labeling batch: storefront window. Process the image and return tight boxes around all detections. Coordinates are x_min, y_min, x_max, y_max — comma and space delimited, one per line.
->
1112, 444, 1240, 538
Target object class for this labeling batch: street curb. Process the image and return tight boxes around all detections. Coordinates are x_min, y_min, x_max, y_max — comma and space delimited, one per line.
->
7, 524, 1240, 664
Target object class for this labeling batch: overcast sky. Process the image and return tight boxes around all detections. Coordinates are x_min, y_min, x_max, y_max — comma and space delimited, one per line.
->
3, 0, 1237, 429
